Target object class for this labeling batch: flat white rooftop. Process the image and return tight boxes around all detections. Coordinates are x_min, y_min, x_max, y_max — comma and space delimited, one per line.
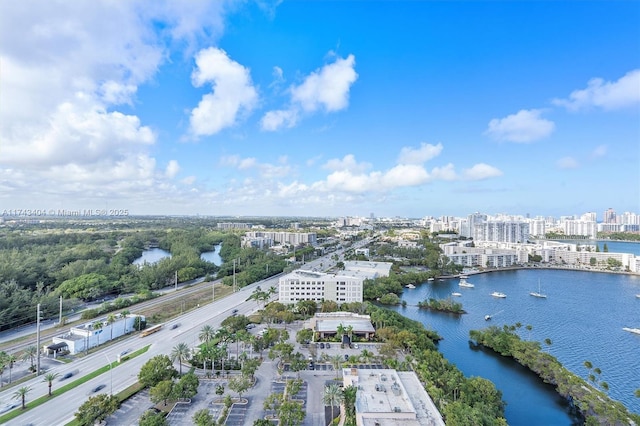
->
343, 368, 445, 426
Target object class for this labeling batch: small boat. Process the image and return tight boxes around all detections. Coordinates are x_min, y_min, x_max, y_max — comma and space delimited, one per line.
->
427, 277, 435, 282
459, 281, 475, 288
459, 274, 469, 280
485, 310, 503, 321
622, 327, 640, 335
451, 292, 462, 297
530, 279, 547, 298
491, 292, 507, 298
636, 294, 640, 298
406, 284, 416, 289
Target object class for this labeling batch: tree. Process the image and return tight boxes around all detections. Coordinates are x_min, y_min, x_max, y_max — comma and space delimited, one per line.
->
228, 374, 252, 399
150, 380, 174, 406
199, 325, 216, 344
0, 355, 5, 388
121, 310, 131, 334
170, 342, 191, 375
94, 321, 104, 346
6, 353, 16, 384
138, 355, 178, 388
12, 386, 32, 409
174, 372, 199, 399
139, 409, 169, 426
278, 399, 306, 426
106, 313, 116, 342
22, 346, 37, 372
193, 409, 215, 426
296, 328, 313, 344
43, 372, 59, 396
323, 383, 344, 424
75, 393, 119, 426
329, 354, 344, 378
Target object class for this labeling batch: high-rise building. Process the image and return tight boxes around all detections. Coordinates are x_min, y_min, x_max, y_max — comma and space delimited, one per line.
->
603, 208, 616, 224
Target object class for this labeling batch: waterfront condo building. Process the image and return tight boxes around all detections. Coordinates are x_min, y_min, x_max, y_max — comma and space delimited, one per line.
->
278, 261, 392, 304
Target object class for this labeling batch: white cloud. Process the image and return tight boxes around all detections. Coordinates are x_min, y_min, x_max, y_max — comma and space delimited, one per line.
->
181, 176, 197, 185
557, 157, 579, 169
260, 109, 298, 131
462, 163, 503, 180
291, 54, 358, 112
430, 163, 457, 181
398, 142, 443, 164
552, 69, 640, 111
261, 54, 358, 131
591, 145, 608, 158
165, 160, 180, 178
189, 47, 259, 137
322, 154, 371, 173
485, 109, 555, 143
0, 2, 229, 208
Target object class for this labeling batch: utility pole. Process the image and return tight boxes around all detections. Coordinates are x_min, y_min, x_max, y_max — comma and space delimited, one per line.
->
58, 296, 63, 325
233, 259, 237, 292
174, 270, 178, 291
36, 304, 41, 375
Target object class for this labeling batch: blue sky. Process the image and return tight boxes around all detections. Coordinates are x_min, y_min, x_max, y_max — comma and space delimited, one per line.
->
1, 1, 638, 220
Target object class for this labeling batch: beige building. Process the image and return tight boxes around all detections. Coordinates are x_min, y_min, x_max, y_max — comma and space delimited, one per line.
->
342, 368, 445, 426
308, 312, 375, 341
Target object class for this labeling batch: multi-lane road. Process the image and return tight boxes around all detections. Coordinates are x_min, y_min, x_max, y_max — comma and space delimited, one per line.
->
0, 276, 277, 426
0, 240, 365, 425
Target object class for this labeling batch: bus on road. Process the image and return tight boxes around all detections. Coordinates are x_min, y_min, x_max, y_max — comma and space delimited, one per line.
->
140, 324, 162, 337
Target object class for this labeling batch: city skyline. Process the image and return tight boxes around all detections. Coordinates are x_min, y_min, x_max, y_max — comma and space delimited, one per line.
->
1, 1, 638, 218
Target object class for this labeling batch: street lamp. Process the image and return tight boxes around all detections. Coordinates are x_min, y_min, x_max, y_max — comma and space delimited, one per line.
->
105, 354, 113, 396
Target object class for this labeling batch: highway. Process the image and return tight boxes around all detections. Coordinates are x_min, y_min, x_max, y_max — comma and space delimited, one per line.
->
0, 276, 277, 426
0, 239, 366, 425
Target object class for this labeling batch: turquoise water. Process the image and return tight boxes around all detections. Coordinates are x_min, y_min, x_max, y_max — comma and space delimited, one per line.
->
395, 269, 640, 424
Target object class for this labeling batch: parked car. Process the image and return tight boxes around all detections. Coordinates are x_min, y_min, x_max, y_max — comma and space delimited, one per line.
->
326, 342, 331, 349
344, 354, 349, 361
319, 342, 325, 349
353, 343, 359, 349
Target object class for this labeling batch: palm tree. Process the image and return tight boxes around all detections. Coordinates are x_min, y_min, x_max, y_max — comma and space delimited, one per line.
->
171, 342, 191, 375
106, 313, 116, 342
199, 325, 216, 344
94, 321, 104, 346
329, 354, 344, 379
12, 386, 32, 409
323, 383, 344, 423
22, 346, 37, 372
6, 354, 16, 384
120, 310, 130, 334
0, 360, 5, 389
43, 372, 59, 396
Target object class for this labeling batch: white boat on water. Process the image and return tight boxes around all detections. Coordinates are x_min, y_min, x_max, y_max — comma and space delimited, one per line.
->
428, 277, 435, 282
459, 281, 475, 288
491, 291, 507, 298
623, 327, 640, 335
636, 294, 640, 298
530, 279, 547, 298
484, 315, 492, 321
451, 292, 462, 297
406, 284, 416, 289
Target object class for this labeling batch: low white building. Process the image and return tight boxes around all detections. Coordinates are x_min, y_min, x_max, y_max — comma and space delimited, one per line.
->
342, 368, 445, 426
51, 313, 143, 355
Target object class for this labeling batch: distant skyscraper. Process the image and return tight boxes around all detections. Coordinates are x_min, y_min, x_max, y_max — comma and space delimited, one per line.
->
603, 208, 616, 224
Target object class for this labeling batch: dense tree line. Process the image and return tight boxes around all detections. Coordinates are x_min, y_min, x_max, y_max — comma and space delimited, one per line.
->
0, 224, 225, 329
469, 325, 640, 425
364, 305, 507, 425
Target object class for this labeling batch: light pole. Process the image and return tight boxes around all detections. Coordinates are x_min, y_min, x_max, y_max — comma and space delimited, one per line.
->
105, 354, 113, 396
